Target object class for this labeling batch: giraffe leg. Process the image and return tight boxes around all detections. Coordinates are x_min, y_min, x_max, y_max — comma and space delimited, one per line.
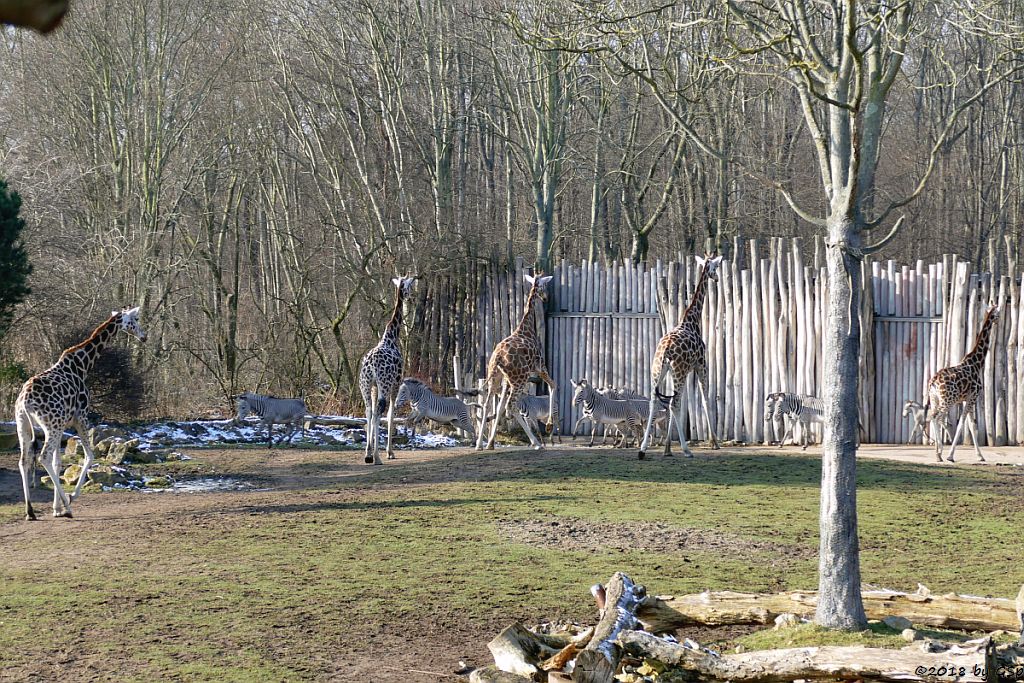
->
486, 382, 511, 450
674, 395, 692, 457
69, 419, 96, 501
511, 400, 543, 451
475, 382, 496, 450
696, 369, 719, 450
363, 385, 376, 464
639, 366, 669, 459
40, 431, 72, 518
929, 415, 946, 462
964, 410, 985, 462
946, 411, 967, 463
16, 409, 37, 521
385, 396, 397, 459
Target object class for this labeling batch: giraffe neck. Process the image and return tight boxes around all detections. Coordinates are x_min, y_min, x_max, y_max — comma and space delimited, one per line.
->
679, 263, 711, 329
961, 310, 997, 375
381, 283, 405, 347
56, 315, 120, 376
513, 285, 542, 339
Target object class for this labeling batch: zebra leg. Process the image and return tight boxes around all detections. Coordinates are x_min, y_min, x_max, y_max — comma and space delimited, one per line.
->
696, 367, 719, 449
801, 418, 811, 450
571, 416, 586, 441
639, 366, 669, 459
267, 419, 275, 449
385, 396, 398, 459
509, 392, 543, 450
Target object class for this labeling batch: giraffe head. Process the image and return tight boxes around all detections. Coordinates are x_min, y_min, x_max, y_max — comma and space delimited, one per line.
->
113, 306, 147, 342
524, 272, 554, 302
391, 276, 416, 297
695, 253, 724, 281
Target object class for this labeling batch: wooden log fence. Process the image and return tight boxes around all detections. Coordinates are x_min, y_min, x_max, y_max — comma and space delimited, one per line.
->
408, 238, 1023, 446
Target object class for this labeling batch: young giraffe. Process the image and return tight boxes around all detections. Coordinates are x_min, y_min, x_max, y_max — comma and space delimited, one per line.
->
476, 273, 556, 451
15, 307, 147, 520
638, 254, 723, 459
925, 303, 1000, 463
359, 276, 416, 465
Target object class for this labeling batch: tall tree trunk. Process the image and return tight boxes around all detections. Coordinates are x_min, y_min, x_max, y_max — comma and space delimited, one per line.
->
817, 215, 867, 629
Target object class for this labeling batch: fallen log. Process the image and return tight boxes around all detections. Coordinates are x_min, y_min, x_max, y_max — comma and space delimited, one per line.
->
574, 572, 647, 683
637, 585, 1022, 633
617, 630, 998, 683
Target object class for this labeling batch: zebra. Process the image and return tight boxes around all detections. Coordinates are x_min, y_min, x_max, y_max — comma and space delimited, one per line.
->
570, 379, 645, 448
234, 392, 307, 448
902, 399, 951, 446
516, 394, 560, 445
767, 392, 825, 450
605, 388, 674, 447
768, 392, 867, 450
395, 378, 476, 440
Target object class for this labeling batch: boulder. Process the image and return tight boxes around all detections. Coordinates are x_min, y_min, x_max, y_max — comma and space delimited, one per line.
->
61, 463, 83, 485
773, 613, 801, 630
883, 616, 913, 631
125, 449, 160, 464
144, 476, 172, 489
902, 628, 921, 642
64, 439, 85, 461
86, 467, 129, 487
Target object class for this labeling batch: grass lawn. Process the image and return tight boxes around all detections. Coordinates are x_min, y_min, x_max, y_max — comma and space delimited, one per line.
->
0, 445, 1021, 681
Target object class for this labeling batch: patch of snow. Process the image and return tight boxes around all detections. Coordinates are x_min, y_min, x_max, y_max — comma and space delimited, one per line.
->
101, 416, 460, 451
143, 477, 265, 493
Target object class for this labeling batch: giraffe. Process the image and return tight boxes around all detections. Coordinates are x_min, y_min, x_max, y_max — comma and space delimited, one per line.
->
14, 307, 147, 520
359, 276, 416, 465
638, 254, 723, 459
475, 273, 556, 451
925, 303, 1000, 463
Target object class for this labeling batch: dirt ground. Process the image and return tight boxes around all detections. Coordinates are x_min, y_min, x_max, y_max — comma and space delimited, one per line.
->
1, 441, 1021, 681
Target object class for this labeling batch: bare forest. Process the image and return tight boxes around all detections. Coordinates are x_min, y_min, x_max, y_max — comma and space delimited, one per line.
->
0, 0, 1021, 418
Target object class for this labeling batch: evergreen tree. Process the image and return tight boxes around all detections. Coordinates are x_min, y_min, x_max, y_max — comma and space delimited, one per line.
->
0, 178, 31, 339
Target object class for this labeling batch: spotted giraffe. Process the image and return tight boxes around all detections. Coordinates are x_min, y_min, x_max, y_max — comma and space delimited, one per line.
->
359, 276, 416, 465
476, 273, 556, 451
14, 307, 147, 520
925, 303, 1000, 463
638, 254, 723, 459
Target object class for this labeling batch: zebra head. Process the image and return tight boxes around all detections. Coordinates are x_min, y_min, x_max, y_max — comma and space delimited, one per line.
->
902, 400, 919, 418
234, 392, 257, 421
570, 378, 593, 407
397, 378, 425, 408
764, 392, 782, 423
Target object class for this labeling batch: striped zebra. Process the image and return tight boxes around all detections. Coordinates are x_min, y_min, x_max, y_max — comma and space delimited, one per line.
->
767, 392, 825, 450
395, 378, 476, 440
234, 392, 307, 448
516, 394, 560, 445
902, 399, 952, 446
570, 379, 644, 448
601, 388, 673, 447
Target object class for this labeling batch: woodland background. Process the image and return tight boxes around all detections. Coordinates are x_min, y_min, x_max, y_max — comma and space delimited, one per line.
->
0, 0, 1021, 418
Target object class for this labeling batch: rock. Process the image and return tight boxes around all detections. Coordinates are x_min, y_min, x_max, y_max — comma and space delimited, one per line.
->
39, 475, 53, 490
64, 439, 85, 461
773, 613, 800, 630
734, 644, 746, 654
902, 628, 920, 642
144, 476, 172, 489
883, 616, 913, 631
125, 449, 160, 464
87, 467, 129, 487
61, 463, 83, 485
